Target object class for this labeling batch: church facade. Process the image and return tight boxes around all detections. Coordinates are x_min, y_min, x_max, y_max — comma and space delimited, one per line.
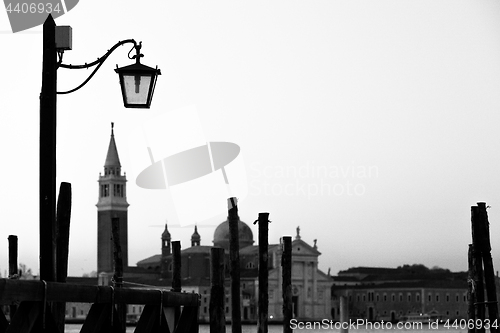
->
96, 124, 333, 323
137, 222, 333, 323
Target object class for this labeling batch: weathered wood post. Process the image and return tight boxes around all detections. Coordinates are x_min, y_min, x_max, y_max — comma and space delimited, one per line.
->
477, 202, 499, 330
340, 295, 349, 333
281, 236, 292, 333
228, 197, 242, 333
112, 217, 126, 333
468, 244, 476, 333
172, 240, 182, 327
471, 205, 486, 333
210, 247, 226, 333
8, 235, 18, 320
256, 212, 270, 333
54, 182, 71, 331
172, 241, 182, 292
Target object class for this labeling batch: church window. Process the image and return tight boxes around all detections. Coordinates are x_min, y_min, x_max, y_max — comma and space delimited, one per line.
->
101, 184, 109, 197
416, 293, 420, 302
246, 262, 255, 269
407, 293, 411, 302
204, 306, 207, 314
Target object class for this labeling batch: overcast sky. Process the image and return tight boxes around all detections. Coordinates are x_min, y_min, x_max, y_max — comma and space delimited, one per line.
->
2, 1, 500, 278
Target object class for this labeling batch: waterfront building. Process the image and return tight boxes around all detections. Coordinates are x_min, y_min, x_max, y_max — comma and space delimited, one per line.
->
331, 266, 470, 322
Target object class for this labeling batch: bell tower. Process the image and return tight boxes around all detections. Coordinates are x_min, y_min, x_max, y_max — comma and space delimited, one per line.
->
96, 123, 129, 274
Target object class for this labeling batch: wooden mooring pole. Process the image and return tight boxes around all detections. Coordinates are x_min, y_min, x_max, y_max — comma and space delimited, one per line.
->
54, 182, 72, 332
228, 197, 242, 333
172, 240, 182, 328
281, 236, 292, 333
8, 235, 18, 320
470, 202, 499, 333
172, 241, 182, 292
257, 212, 270, 333
210, 247, 226, 333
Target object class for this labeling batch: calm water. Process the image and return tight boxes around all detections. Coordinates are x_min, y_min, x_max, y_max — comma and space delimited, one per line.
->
64, 323, 470, 333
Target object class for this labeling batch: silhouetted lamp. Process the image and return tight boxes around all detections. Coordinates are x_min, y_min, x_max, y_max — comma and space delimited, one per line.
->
115, 42, 161, 108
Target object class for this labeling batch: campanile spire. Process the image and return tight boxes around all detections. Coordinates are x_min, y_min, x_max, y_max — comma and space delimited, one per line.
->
96, 123, 129, 274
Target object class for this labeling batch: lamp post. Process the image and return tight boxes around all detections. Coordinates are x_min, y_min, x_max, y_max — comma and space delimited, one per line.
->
39, 14, 160, 282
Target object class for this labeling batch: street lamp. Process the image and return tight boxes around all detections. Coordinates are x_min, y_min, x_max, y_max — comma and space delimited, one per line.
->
39, 14, 161, 282
115, 42, 160, 108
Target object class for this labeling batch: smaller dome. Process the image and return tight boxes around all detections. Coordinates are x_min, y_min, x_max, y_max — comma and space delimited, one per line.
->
161, 224, 171, 240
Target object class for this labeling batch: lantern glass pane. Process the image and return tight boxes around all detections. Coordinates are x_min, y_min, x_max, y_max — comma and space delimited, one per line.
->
122, 74, 152, 105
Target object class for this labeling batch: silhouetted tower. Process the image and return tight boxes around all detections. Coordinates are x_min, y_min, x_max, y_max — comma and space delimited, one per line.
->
191, 225, 201, 246
96, 123, 129, 274
162, 223, 171, 256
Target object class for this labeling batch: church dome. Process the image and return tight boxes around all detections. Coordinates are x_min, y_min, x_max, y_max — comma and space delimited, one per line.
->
213, 219, 254, 250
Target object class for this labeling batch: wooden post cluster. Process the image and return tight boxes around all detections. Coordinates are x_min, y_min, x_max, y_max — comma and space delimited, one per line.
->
210, 247, 226, 333
257, 212, 270, 333
228, 197, 242, 333
0, 279, 200, 333
469, 202, 499, 333
281, 236, 292, 333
